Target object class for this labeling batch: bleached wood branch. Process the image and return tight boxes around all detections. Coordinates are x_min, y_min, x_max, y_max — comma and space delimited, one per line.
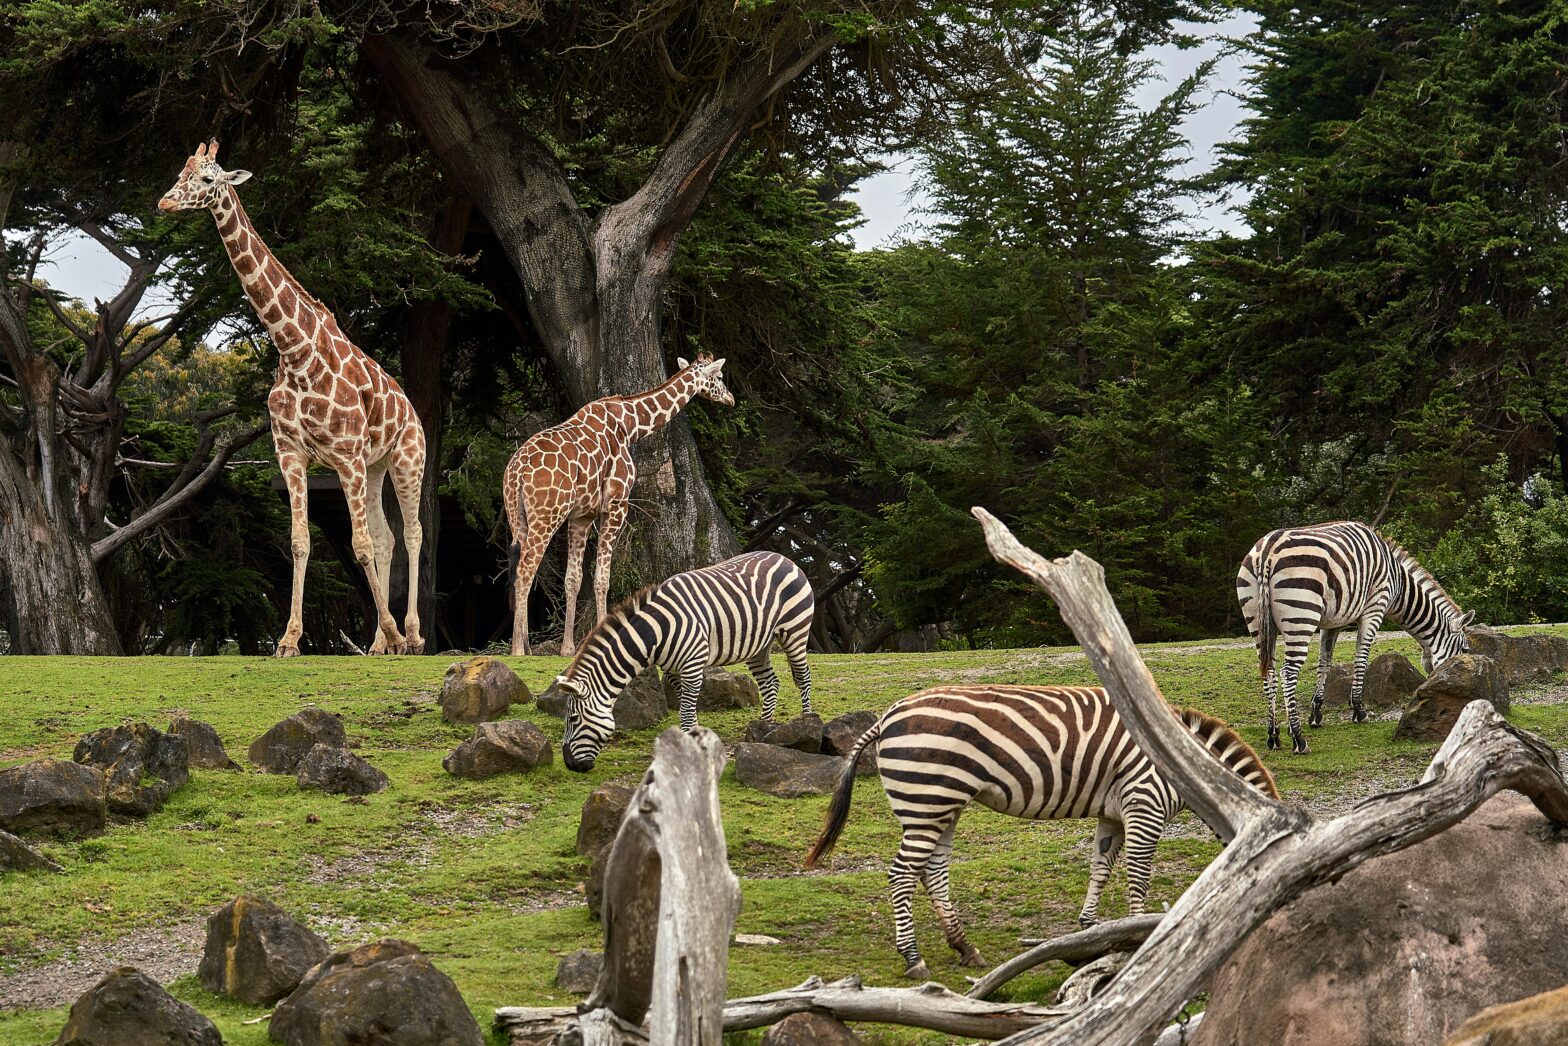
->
966, 914, 1163, 1001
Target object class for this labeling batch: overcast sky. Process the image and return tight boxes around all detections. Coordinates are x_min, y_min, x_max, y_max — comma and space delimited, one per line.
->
37, 12, 1257, 310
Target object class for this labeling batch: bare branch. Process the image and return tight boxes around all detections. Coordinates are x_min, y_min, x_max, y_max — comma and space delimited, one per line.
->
966, 915, 1163, 1001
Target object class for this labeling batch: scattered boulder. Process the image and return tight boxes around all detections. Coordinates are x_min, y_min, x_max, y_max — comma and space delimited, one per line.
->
535, 685, 567, 717
168, 717, 238, 771
268, 939, 485, 1046
0, 828, 61, 872
1445, 982, 1568, 1045
1393, 654, 1509, 742
295, 744, 389, 796
530, 639, 563, 657
1465, 625, 1568, 686
821, 711, 881, 775
742, 713, 824, 754
439, 656, 530, 724
613, 668, 669, 730
554, 950, 602, 994
1193, 793, 1568, 1046
441, 720, 552, 779
1320, 653, 1426, 712
576, 783, 634, 859
661, 667, 761, 712
197, 895, 331, 1005
73, 723, 189, 816
733, 743, 847, 798
762, 1012, 861, 1045
0, 759, 107, 838
248, 708, 347, 773
53, 966, 221, 1046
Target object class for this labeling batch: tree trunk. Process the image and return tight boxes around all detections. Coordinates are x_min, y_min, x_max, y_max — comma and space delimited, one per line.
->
0, 441, 119, 654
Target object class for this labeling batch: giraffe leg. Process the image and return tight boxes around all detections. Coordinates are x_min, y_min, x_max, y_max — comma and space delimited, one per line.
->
745, 650, 781, 721
589, 501, 629, 639
390, 456, 424, 654
339, 464, 405, 654
511, 510, 564, 657
559, 515, 593, 658
1310, 627, 1339, 728
275, 449, 311, 658
1078, 817, 1124, 928
923, 818, 982, 967
364, 466, 396, 654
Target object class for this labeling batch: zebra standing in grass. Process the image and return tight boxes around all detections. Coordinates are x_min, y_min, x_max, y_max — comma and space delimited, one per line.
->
804, 685, 1277, 979
542, 550, 814, 772
1236, 520, 1473, 755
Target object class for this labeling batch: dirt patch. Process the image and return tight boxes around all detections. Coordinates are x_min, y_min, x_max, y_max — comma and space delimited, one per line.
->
306, 800, 536, 885
0, 917, 205, 1011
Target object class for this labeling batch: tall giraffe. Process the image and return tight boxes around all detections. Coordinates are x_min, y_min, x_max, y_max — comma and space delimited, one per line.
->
504, 354, 734, 656
159, 141, 426, 657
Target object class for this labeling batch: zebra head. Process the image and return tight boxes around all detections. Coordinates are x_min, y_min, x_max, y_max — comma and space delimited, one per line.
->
554, 675, 615, 773
678, 353, 734, 407
1423, 609, 1475, 674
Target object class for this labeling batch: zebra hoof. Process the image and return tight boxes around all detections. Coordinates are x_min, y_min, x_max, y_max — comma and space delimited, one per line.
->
1292, 737, 1310, 755
903, 961, 931, 981
959, 946, 985, 968
1077, 913, 1099, 929
1266, 729, 1281, 751
1351, 708, 1368, 724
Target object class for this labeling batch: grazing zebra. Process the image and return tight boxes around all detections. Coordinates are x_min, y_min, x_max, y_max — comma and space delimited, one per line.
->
1236, 521, 1473, 754
544, 551, 815, 772
804, 685, 1276, 979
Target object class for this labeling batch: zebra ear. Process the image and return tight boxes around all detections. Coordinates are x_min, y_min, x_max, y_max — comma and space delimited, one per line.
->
1459, 609, 1476, 627
555, 675, 582, 696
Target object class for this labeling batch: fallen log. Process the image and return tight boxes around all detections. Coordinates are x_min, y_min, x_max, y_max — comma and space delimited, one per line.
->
967, 914, 1163, 1001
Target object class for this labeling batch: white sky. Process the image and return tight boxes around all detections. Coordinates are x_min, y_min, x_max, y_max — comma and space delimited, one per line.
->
36, 12, 1257, 307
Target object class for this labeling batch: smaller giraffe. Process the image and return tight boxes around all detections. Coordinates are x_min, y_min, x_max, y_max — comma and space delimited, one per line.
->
159, 140, 427, 657
504, 355, 734, 656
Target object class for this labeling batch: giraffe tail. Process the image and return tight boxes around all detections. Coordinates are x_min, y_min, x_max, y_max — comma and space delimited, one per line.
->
804, 719, 881, 869
507, 540, 521, 609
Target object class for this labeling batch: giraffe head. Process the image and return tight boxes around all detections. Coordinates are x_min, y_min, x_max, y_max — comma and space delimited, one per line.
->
677, 353, 734, 407
158, 140, 252, 213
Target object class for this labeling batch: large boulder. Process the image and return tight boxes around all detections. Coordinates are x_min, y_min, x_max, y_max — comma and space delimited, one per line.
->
733, 743, 847, 798
441, 720, 552, 779
1193, 794, 1568, 1046
762, 1012, 862, 1045
248, 709, 347, 773
197, 895, 331, 1005
0, 759, 106, 838
577, 783, 635, 920
1320, 653, 1426, 712
268, 939, 485, 1046
820, 710, 882, 775
1465, 625, 1568, 686
0, 827, 61, 872
168, 717, 238, 771
554, 950, 603, 994
743, 713, 824, 753
439, 656, 529, 724
295, 745, 389, 796
535, 668, 668, 730
1394, 654, 1509, 742
1445, 982, 1568, 1046
661, 667, 761, 713
73, 723, 189, 816
53, 966, 221, 1046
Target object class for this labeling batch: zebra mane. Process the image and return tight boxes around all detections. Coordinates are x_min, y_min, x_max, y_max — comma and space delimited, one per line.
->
1175, 706, 1280, 800
561, 583, 662, 680
1381, 535, 1461, 616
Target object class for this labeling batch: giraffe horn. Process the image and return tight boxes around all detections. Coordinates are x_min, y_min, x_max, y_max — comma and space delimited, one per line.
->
207, 138, 220, 162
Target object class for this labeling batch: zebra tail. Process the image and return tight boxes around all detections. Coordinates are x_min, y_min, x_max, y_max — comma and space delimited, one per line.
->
1257, 566, 1276, 679
804, 721, 880, 869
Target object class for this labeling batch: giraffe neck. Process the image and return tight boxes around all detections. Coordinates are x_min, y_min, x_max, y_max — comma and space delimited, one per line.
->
208, 187, 329, 374
619, 370, 701, 440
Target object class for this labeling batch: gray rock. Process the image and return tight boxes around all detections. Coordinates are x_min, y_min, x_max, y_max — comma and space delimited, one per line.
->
821, 711, 881, 775
73, 723, 189, 816
268, 939, 485, 1046
661, 667, 761, 712
295, 745, 389, 796
1465, 625, 1568, 686
733, 743, 848, 798
576, 783, 634, 858
1320, 652, 1426, 712
441, 720, 552, 779
614, 668, 669, 730
743, 714, 824, 753
53, 966, 221, 1046
554, 950, 602, 994
0, 828, 61, 872
1394, 653, 1509, 742
1194, 794, 1568, 1046
197, 895, 330, 1005
248, 708, 346, 774
529, 639, 563, 657
168, 717, 238, 771
1446, 982, 1568, 1046
439, 656, 530, 724
536, 685, 567, 717
0, 759, 107, 838
763, 1012, 861, 1045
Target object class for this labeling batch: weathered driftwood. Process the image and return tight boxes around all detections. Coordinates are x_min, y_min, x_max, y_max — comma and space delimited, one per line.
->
969, 507, 1568, 1046
967, 913, 1163, 1001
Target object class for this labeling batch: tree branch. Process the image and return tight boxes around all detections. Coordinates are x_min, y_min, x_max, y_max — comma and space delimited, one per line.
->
966, 915, 1164, 1001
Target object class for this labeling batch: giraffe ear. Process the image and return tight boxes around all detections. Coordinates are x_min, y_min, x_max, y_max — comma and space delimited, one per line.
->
711, 357, 727, 370
676, 357, 690, 370
222, 170, 253, 185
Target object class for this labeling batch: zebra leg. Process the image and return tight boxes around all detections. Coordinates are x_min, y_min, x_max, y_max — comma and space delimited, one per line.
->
782, 628, 813, 718
1078, 817, 1123, 928
1121, 806, 1166, 916
1264, 668, 1281, 751
676, 664, 704, 734
745, 650, 781, 721
1350, 608, 1386, 725
889, 809, 961, 980
923, 820, 982, 967
1310, 627, 1339, 729
1279, 638, 1312, 755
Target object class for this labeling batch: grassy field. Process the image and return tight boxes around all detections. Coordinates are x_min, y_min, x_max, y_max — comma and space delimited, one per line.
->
2, 629, 1567, 1045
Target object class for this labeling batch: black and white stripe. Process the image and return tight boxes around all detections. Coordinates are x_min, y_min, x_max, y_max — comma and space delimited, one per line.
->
548, 551, 814, 772
804, 685, 1276, 978
1236, 520, 1473, 754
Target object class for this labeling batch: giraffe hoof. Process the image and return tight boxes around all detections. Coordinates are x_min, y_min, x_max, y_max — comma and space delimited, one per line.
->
403, 637, 426, 655
273, 643, 301, 659
903, 961, 931, 981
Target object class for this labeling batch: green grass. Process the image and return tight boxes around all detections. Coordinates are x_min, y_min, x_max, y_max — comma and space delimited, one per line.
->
3, 630, 1567, 1045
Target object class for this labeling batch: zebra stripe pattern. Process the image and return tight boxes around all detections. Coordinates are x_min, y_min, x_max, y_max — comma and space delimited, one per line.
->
1236, 520, 1472, 754
548, 550, 814, 772
804, 685, 1276, 978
